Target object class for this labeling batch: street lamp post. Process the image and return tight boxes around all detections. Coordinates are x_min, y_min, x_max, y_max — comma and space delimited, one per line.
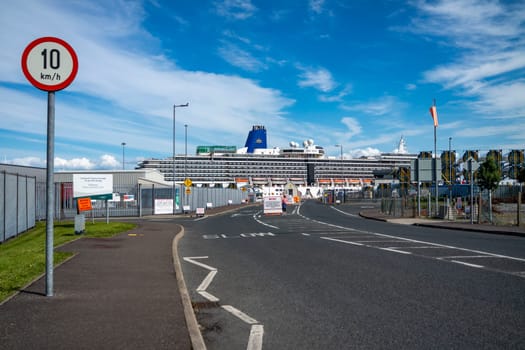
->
121, 142, 126, 170
335, 144, 343, 160
173, 103, 189, 214
184, 124, 188, 206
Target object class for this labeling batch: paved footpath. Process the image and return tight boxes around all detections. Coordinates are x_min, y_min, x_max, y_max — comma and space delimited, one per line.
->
0, 220, 192, 350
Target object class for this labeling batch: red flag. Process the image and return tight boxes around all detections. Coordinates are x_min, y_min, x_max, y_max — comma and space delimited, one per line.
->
429, 105, 438, 127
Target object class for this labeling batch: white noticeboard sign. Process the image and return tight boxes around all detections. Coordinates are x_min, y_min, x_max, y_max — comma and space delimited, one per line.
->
264, 196, 282, 215
73, 174, 113, 199
154, 199, 174, 214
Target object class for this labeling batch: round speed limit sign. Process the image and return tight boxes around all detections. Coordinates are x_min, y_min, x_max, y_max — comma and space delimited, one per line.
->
21, 37, 78, 91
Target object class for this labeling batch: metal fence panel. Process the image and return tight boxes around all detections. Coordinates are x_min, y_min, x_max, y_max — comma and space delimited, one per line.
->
0, 172, 4, 243
5, 174, 17, 240
27, 177, 36, 229
17, 176, 28, 233
0, 172, 38, 243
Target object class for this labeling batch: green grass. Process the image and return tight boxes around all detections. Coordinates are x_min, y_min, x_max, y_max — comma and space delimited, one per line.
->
0, 221, 136, 302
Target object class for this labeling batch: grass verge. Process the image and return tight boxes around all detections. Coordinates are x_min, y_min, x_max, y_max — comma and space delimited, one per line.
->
0, 220, 136, 302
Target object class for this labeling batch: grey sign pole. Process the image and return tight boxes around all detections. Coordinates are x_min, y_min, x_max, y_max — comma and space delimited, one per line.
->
22, 36, 78, 298
46, 91, 55, 297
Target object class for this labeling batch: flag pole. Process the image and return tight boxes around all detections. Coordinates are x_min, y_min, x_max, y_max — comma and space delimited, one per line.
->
433, 99, 438, 217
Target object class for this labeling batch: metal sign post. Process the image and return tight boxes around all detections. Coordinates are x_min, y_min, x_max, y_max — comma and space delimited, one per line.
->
21, 37, 78, 297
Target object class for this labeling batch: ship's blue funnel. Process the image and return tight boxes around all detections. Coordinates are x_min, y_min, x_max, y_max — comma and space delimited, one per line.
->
244, 125, 267, 153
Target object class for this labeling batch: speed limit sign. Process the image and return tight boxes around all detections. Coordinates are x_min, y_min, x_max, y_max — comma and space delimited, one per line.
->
21, 37, 78, 91
21, 37, 79, 297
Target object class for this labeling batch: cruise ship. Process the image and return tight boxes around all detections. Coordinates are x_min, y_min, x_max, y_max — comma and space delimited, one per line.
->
136, 126, 417, 196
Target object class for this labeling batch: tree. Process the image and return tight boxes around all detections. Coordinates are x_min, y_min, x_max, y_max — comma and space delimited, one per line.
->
477, 156, 501, 223
518, 165, 525, 184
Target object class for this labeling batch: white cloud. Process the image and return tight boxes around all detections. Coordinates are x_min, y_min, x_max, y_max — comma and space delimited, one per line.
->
214, 0, 257, 20
218, 42, 267, 72
297, 66, 337, 92
8, 157, 43, 167
347, 147, 381, 159
341, 117, 362, 138
100, 154, 120, 169
55, 157, 95, 170
410, 0, 525, 50
411, 0, 525, 119
309, 0, 326, 14
319, 84, 352, 102
342, 96, 397, 116
0, 0, 295, 167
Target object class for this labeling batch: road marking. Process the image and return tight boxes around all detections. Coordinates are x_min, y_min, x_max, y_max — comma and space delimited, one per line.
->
321, 237, 364, 246
301, 233, 310, 236
240, 232, 276, 238
197, 270, 218, 291
451, 260, 484, 269
222, 305, 259, 324
355, 240, 407, 243
331, 206, 359, 217
439, 255, 495, 259
304, 210, 525, 277
183, 256, 265, 347
183, 256, 216, 271
380, 247, 412, 255
198, 290, 219, 302
247, 324, 264, 350
253, 211, 279, 229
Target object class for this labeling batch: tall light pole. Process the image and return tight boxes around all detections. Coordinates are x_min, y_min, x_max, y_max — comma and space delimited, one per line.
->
121, 142, 126, 170
184, 124, 188, 206
335, 144, 343, 160
173, 103, 189, 214
448, 137, 452, 219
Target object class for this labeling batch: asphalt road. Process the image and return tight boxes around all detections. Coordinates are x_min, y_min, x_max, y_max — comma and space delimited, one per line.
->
179, 200, 525, 349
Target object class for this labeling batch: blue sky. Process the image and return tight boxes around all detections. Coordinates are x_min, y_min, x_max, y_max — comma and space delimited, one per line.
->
1, 0, 524, 170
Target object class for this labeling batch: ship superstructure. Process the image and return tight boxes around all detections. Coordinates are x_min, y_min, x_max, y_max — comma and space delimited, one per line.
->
136, 125, 416, 191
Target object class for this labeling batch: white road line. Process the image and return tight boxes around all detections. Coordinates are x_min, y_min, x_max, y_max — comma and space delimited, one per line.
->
331, 206, 359, 217
439, 255, 495, 259
399, 246, 447, 249
451, 260, 484, 269
197, 270, 218, 291
198, 290, 220, 302
313, 207, 525, 264
321, 237, 364, 246
222, 305, 259, 325
301, 233, 310, 236
317, 218, 525, 263
247, 325, 264, 350
388, 246, 439, 250
183, 256, 217, 271
253, 211, 279, 229
184, 256, 265, 346
380, 247, 412, 255
355, 240, 408, 243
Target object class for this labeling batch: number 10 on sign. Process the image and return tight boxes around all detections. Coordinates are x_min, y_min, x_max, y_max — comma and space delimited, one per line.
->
21, 36, 78, 92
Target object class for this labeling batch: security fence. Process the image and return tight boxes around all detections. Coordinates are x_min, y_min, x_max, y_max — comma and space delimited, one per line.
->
379, 183, 524, 226
56, 183, 247, 219
0, 171, 37, 243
